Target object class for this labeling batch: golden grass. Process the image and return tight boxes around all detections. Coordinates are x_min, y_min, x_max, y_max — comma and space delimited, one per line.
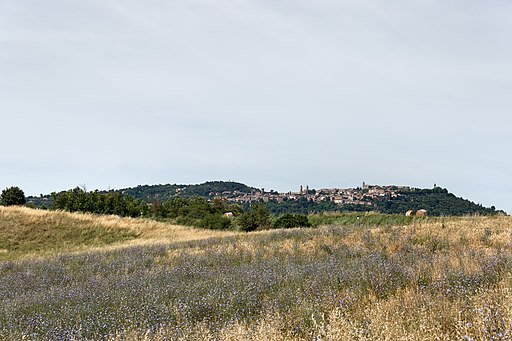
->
119, 215, 512, 340
0, 206, 237, 260
2, 206, 512, 339
119, 279, 512, 340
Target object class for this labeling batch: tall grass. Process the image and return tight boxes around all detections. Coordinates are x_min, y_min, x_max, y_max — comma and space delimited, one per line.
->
0, 208, 511, 339
308, 211, 424, 227
0, 206, 235, 260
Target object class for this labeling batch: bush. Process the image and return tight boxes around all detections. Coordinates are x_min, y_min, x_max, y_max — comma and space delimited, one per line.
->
237, 213, 259, 232
237, 203, 271, 232
175, 216, 198, 227
198, 214, 232, 230
273, 213, 311, 229
1, 187, 26, 206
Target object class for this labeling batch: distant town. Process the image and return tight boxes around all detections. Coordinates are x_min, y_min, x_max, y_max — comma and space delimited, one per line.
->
24, 180, 502, 216
202, 182, 411, 208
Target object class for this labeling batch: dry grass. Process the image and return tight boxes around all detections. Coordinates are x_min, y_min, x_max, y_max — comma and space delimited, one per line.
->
176, 279, 511, 341
0, 206, 236, 260
123, 215, 512, 340
1, 207, 512, 340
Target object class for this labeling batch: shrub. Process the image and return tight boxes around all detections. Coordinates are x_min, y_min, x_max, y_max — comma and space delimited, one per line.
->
175, 216, 198, 227
273, 213, 311, 229
237, 203, 271, 232
237, 213, 259, 232
1, 186, 26, 206
198, 214, 232, 230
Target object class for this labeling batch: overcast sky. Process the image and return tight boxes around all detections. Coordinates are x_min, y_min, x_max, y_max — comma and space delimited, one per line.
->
1, 0, 511, 212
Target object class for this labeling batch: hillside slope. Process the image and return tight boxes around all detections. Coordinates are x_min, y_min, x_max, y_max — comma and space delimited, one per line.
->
119, 181, 256, 201
373, 187, 501, 216
0, 206, 236, 260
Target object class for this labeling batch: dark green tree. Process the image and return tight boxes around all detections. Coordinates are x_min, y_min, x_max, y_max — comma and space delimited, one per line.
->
237, 203, 271, 232
198, 214, 232, 230
50, 188, 148, 218
273, 213, 311, 228
1, 186, 26, 206
253, 203, 271, 227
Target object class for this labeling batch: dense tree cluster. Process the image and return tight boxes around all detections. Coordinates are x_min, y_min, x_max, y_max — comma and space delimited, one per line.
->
260, 188, 502, 217
50, 188, 276, 231
237, 203, 272, 232
264, 197, 340, 215
262, 197, 378, 215
52, 188, 149, 217
0, 186, 26, 206
153, 197, 243, 230
373, 187, 502, 216
119, 181, 255, 202
273, 213, 311, 229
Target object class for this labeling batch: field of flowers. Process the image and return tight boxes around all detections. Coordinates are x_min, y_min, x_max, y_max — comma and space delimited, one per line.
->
1, 207, 512, 340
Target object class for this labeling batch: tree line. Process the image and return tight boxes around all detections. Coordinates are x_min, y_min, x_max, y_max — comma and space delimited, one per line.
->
3, 183, 504, 232
49, 187, 310, 231
2, 185, 311, 231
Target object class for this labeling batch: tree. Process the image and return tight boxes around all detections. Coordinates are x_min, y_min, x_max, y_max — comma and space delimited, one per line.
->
273, 213, 311, 229
252, 203, 271, 227
237, 203, 271, 232
1, 186, 26, 206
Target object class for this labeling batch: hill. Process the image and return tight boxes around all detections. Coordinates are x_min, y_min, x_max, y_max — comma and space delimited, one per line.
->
0, 206, 136, 259
25, 181, 257, 209
26, 181, 503, 216
0, 206, 235, 260
256, 187, 501, 217
372, 187, 500, 216
118, 180, 257, 201
118, 183, 502, 216
1, 208, 512, 339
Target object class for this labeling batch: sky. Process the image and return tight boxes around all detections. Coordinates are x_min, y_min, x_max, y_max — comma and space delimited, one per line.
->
1, 0, 511, 212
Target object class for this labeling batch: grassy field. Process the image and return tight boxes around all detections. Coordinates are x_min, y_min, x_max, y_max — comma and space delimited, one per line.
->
0, 206, 236, 261
1, 207, 511, 340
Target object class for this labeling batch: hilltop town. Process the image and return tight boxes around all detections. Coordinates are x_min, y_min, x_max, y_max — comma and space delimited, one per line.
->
205, 182, 410, 208
26, 181, 502, 217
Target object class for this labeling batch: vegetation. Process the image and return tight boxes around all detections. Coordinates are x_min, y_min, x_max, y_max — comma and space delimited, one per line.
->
264, 187, 502, 216
308, 211, 424, 227
118, 181, 256, 202
29, 184, 504, 233
373, 187, 501, 216
0, 206, 137, 259
51, 187, 149, 217
1, 208, 511, 340
237, 203, 272, 232
50, 188, 277, 231
273, 213, 311, 228
28, 182, 503, 217
264, 196, 341, 214
1, 186, 26, 206
0, 206, 235, 261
